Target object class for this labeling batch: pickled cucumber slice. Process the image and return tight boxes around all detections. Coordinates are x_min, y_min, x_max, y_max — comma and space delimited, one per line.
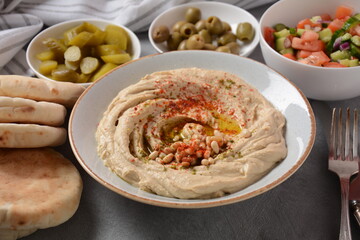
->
83, 22, 101, 33
39, 60, 58, 75
95, 44, 122, 56
65, 60, 79, 71
36, 51, 56, 61
90, 62, 118, 82
80, 57, 100, 74
64, 45, 82, 62
63, 23, 86, 45
77, 73, 92, 83
68, 31, 93, 47
86, 30, 106, 46
42, 38, 67, 57
101, 53, 131, 64
51, 65, 79, 82
104, 25, 128, 50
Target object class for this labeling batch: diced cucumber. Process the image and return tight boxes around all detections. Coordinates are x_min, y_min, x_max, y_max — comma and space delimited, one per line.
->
310, 16, 321, 23
274, 29, 290, 38
280, 48, 294, 55
354, 13, 360, 21
341, 33, 352, 41
351, 35, 360, 46
296, 28, 306, 37
330, 50, 351, 61
350, 43, 360, 58
275, 37, 287, 51
319, 28, 333, 43
342, 17, 360, 31
339, 59, 359, 67
326, 29, 345, 53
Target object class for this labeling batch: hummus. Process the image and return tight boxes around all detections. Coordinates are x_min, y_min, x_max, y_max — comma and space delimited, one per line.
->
96, 68, 287, 199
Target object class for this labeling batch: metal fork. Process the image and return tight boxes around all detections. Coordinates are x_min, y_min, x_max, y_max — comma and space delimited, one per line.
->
329, 108, 359, 240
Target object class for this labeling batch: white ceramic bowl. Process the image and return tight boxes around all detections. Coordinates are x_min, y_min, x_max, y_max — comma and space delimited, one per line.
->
259, 0, 360, 101
26, 18, 141, 87
148, 1, 260, 57
69, 51, 315, 208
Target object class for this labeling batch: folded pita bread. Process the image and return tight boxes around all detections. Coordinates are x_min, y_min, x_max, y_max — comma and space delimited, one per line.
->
0, 148, 83, 240
0, 75, 85, 107
0, 96, 67, 126
0, 123, 66, 148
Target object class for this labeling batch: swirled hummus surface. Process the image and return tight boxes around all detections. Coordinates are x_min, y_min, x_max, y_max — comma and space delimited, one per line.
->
96, 68, 287, 199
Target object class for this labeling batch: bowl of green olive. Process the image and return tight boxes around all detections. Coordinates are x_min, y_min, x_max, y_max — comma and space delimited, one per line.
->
26, 18, 141, 87
148, 1, 260, 56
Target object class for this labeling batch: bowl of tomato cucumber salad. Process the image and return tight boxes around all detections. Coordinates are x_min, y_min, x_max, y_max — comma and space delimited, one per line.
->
259, 0, 360, 101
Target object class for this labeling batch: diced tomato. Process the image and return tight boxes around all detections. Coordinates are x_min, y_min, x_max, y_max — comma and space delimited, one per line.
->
350, 24, 360, 36
297, 50, 313, 59
298, 51, 330, 66
301, 30, 319, 41
291, 37, 325, 51
297, 18, 321, 29
282, 53, 296, 61
323, 62, 347, 67
263, 26, 275, 48
320, 13, 332, 21
328, 18, 346, 32
335, 5, 354, 19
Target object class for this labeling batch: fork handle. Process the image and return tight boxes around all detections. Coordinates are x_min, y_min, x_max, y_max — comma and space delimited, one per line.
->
340, 178, 352, 240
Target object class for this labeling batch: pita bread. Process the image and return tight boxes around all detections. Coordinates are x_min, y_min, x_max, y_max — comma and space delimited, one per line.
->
0, 123, 66, 148
0, 148, 83, 239
0, 75, 85, 107
0, 96, 67, 126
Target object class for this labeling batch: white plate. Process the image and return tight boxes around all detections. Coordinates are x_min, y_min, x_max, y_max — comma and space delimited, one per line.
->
69, 51, 316, 208
148, 1, 260, 57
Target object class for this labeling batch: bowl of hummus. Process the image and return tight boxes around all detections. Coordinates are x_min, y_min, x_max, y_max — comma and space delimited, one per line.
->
69, 51, 315, 208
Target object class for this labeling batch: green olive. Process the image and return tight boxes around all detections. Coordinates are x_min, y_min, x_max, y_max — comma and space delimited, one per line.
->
226, 42, 240, 55
152, 25, 170, 43
195, 19, 207, 32
185, 34, 205, 50
185, 7, 201, 24
215, 46, 231, 53
198, 29, 212, 43
205, 16, 224, 35
217, 32, 237, 46
167, 32, 183, 50
172, 21, 187, 32
222, 21, 232, 32
236, 22, 254, 41
203, 43, 217, 50
179, 23, 197, 38
177, 39, 187, 50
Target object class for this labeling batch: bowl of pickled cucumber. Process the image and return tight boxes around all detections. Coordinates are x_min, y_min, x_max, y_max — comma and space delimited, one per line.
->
148, 1, 260, 57
26, 18, 141, 86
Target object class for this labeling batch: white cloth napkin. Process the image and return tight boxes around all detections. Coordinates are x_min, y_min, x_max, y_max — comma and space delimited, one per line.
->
0, 0, 276, 76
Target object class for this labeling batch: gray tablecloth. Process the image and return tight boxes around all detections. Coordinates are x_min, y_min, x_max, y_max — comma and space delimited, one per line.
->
24, 3, 360, 240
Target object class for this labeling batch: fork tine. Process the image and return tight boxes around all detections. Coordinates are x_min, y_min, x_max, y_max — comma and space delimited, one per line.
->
338, 108, 343, 160
354, 108, 358, 159
345, 107, 351, 161
330, 108, 336, 160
